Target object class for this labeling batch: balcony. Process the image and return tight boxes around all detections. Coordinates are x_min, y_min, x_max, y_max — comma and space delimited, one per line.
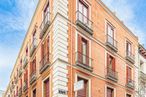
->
76, 11, 93, 35
140, 71, 146, 81
106, 67, 118, 82
30, 71, 37, 85
40, 12, 51, 39
106, 35, 118, 52
126, 51, 135, 64
30, 38, 37, 57
14, 77, 18, 84
126, 79, 135, 89
75, 52, 93, 72
19, 66, 22, 77
18, 87, 22, 97
23, 56, 28, 69
39, 52, 50, 74
23, 81, 27, 92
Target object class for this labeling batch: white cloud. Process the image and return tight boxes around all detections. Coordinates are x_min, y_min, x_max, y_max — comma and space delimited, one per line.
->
102, 0, 146, 45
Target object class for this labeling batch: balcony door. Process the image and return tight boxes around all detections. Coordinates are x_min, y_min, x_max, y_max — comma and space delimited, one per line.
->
126, 66, 132, 83
107, 54, 115, 72
107, 23, 114, 45
78, 0, 89, 24
44, 0, 50, 24
78, 35, 89, 66
126, 41, 132, 56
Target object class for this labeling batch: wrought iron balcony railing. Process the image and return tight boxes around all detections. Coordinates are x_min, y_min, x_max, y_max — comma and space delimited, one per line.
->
75, 52, 93, 72
126, 51, 135, 64
19, 66, 22, 77
76, 10, 93, 35
39, 52, 50, 74
40, 12, 51, 39
30, 71, 36, 85
23, 56, 28, 69
106, 35, 118, 52
106, 67, 118, 82
23, 81, 28, 92
18, 87, 22, 97
126, 78, 135, 89
30, 38, 37, 57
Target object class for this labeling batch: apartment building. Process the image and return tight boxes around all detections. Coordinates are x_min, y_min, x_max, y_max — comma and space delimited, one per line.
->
135, 45, 146, 97
4, 0, 139, 97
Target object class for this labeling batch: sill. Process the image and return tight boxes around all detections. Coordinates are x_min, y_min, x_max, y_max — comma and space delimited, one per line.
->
106, 42, 118, 52
76, 62, 93, 72
76, 20, 93, 35
39, 64, 50, 74
126, 56, 135, 64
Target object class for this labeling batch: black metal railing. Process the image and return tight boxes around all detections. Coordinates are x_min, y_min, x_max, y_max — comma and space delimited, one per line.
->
18, 87, 22, 96
30, 70, 36, 84
76, 10, 93, 29
126, 78, 135, 89
106, 34, 118, 48
106, 67, 118, 81
126, 51, 135, 61
23, 56, 28, 68
30, 38, 37, 56
76, 52, 93, 71
23, 80, 28, 92
39, 52, 50, 73
19, 66, 22, 77
40, 12, 51, 39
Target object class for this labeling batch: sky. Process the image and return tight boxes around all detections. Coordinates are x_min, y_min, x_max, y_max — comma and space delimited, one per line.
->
0, 0, 146, 91
0, 0, 38, 90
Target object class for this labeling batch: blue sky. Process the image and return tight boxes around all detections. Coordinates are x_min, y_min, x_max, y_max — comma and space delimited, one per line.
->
0, 0, 146, 91
0, 0, 38, 90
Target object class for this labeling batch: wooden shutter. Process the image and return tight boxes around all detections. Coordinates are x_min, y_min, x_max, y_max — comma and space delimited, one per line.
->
112, 57, 115, 71
78, 35, 82, 63
86, 39, 89, 65
126, 66, 129, 83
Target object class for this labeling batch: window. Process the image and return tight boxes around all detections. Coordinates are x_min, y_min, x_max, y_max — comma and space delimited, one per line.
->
107, 23, 114, 45
107, 87, 114, 97
126, 66, 132, 83
126, 94, 131, 97
77, 77, 89, 97
33, 89, 36, 97
26, 47, 28, 56
44, 78, 50, 97
41, 37, 50, 63
44, 0, 49, 16
107, 54, 115, 71
78, 35, 89, 65
24, 69, 28, 86
78, 0, 89, 24
126, 41, 132, 56
30, 58, 36, 75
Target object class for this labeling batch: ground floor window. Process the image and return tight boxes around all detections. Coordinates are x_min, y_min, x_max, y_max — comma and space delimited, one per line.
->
44, 78, 50, 97
33, 89, 36, 97
107, 87, 114, 97
77, 76, 89, 97
126, 94, 131, 97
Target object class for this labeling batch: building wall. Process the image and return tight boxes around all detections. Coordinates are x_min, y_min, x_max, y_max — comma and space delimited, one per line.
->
4, 0, 139, 97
